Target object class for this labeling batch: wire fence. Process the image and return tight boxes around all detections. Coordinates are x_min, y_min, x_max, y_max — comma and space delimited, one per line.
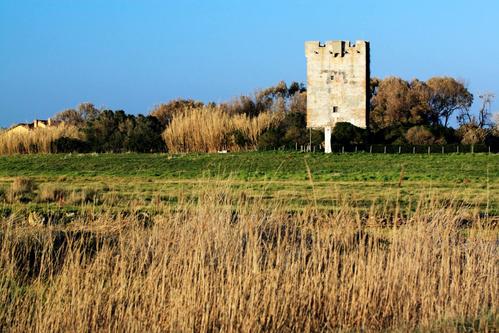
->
264, 143, 499, 154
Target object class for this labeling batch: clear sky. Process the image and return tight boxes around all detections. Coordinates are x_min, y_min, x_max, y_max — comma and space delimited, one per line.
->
1, 0, 498, 127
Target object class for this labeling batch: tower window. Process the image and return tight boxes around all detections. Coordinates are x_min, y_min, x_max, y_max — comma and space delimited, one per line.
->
332, 106, 338, 113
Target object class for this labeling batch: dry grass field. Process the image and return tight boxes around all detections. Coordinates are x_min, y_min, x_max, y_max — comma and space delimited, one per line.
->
0, 152, 497, 331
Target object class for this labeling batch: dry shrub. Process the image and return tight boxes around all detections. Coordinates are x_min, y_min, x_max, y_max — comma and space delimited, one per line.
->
458, 124, 487, 145
162, 106, 280, 153
37, 184, 67, 203
0, 124, 81, 155
405, 126, 435, 145
67, 188, 100, 205
5, 177, 36, 203
232, 111, 278, 146
0, 190, 496, 332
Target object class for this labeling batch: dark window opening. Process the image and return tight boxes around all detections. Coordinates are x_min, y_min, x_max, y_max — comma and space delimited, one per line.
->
333, 106, 338, 113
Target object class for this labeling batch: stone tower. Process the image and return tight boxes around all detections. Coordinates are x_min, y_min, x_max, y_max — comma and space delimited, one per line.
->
305, 40, 370, 153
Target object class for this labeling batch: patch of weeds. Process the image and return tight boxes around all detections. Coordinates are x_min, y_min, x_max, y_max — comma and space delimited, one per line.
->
37, 184, 67, 203
0, 207, 12, 217
67, 188, 101, 205
6, 177, 37, 203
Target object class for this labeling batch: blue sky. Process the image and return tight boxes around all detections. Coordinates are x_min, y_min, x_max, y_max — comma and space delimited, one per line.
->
1, 0, 498, 127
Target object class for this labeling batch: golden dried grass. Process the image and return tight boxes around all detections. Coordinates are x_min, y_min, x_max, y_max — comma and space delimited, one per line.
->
5, 177, 37, 203
0, 188, 496, 332
0, 124, 80, 155
162, 106, 281, 153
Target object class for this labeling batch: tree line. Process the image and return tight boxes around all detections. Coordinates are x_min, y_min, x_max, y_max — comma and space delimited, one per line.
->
46, 77, 498, 153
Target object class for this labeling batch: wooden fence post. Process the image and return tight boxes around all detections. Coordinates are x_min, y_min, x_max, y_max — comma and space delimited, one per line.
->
428, 146, 430, 155
369, 145, 372, 154
384, 146, 386, 154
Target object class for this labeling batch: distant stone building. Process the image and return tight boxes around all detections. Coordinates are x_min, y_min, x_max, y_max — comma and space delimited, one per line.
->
305, 40, 370, 153
7, 119, 56, 134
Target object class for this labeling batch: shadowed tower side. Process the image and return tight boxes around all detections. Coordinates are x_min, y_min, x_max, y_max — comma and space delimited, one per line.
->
305, 40, 370, 153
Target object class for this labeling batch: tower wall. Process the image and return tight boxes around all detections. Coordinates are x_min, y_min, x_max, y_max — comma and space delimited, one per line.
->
305, 40, 370, 129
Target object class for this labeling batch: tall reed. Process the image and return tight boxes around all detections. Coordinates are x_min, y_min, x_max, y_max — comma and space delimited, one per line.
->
0, 125, 80, 155
162, 106, 280, 153
0, 188, 496, 332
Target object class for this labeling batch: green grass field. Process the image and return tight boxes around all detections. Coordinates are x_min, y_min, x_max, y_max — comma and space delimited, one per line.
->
0, 152, 497, 217
0, 151, 497, 181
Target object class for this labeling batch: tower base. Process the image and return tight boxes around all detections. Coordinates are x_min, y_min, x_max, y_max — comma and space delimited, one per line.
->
324, 127, 332, 154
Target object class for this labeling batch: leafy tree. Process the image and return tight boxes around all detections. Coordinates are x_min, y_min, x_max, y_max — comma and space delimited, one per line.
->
125, 115, 165, 152
431, 126, 458, 144
331, 122, 366, 145
150, 99, 204, 127
257, 129, 282, 150
370, 77, 412, 129
427, 77, 473, 127
82, 110, 128, 152
370, 77, 435, 130
257, 111, 321, 149
407, 79, 437, 126
78, 103, 101, 122
287, 81, 306, 96
51, 137, 90, 153
229, 129, 251, 148
221, 95, 257, 117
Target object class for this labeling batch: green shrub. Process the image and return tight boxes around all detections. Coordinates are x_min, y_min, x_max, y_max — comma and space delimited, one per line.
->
257, 129, 282, 150
332, 122, 367, 145
51, 137, 90, 153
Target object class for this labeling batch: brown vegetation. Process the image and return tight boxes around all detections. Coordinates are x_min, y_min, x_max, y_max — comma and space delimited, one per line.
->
0, 189, 496, 332
405, 126, 435, 145
371, 76, 472, 130
162, 105, 281, 153
458, 124, 488, 145
37, 184, 67, 203
0, 124, 81, 155
5, 177, 37, 203
150, 99, 205, 127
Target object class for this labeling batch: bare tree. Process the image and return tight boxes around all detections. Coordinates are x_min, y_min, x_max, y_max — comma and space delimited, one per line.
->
477, 92, 495, 128
53, 103, 100, 126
